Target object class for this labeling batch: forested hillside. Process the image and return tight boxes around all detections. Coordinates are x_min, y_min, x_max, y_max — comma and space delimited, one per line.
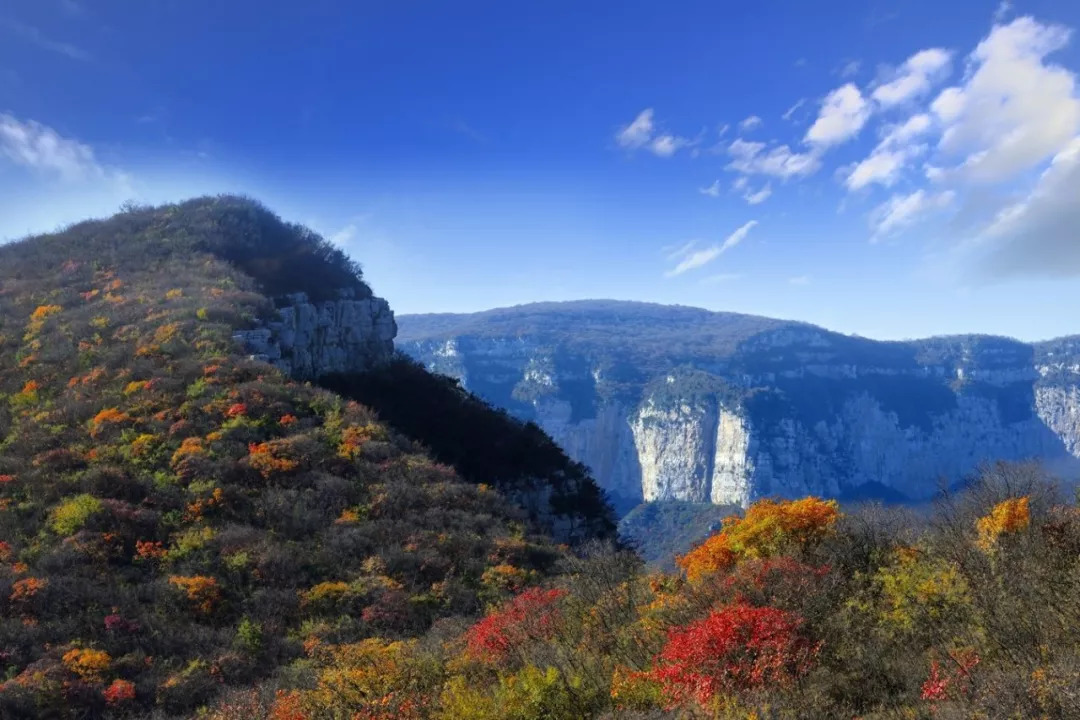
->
0, 197, 611, 717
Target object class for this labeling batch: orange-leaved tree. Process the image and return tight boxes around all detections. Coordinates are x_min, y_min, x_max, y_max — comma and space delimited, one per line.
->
678, 497, 839, 581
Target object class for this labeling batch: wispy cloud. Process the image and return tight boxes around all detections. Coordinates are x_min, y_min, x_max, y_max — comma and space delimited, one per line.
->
782, 99, 807, 122
0, 17, 90, 61
870, 189, 954, 240
1, 114, 104, 181
993, 1, 1012, 23
451, 119, 487, 143
0, 113, 132, 197
738, 115, 763, 133
701, 272, 742, 285
839, 60, 861, 78
616, 108, 691, 157
727, 138, 821, 179
665, 220, 758, 277
59, 0, 84, 16
721, 220, 758, 252
743, 184, 772, 205
788, 275, 812, 286
328, 224, 358, 246
699, 180, 722, 197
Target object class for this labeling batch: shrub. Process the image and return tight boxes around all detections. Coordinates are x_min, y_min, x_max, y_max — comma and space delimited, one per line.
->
646, 603, 818, 706
49, 494, 103, 535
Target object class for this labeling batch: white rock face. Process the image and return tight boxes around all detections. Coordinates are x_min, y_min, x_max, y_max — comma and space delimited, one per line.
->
233, 291, 396, 378
632, 399, 717, 503
399, 332, 1080, 508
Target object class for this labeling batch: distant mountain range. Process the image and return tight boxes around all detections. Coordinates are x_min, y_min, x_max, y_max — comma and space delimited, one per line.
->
399, 300, 1080, 513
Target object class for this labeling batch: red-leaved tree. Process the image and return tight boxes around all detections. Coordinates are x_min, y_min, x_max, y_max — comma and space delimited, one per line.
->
647, 603, 819, 706
465, 587, 567, 663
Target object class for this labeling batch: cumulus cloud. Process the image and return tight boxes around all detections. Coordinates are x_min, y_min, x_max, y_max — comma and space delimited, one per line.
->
870, 189, 955, 239
932, 17, 1080, 183
616, 108, 691, 157
974, 136, 1080, 277
0, 113, 112, 182
727, 138, 821, 179
739, 115, 763, 133
845, 113, 934, 190
665, 220, 758, 276
872, 48, 953, 108
805, 84, 871, 147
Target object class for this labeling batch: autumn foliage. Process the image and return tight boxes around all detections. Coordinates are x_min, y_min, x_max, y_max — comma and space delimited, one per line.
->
677, 497, 839, 581
466, 587, 568, 663
647, 604, 818, 705
976, 495, 1030, 550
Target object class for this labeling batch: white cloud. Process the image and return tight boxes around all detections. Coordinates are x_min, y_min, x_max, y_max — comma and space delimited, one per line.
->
805, 84, 871, 147
840, 60, 861, 78
727, 138, 821, 179
743, 184, 772, 205
701, 272, 741, 285
0, 113, 112, 182
699, 180, 722, 197
782, 98, 807, 122
993, 1, 1012, 23
732, 176, 749, 191
328, 224, 357, 246
870, 189, 955, 239
788, 275, 812, 286
872, 48, 952, 109
739, 115, 763, 133
845, 113, 934, 190
666, 245, 723, 276
616, 108, 691, 157
665, 220, 758, 276
720, 219, 759, 252
974, 135, 1080, 277
616, 109, 655, 150
649, 134, 685, 157
846, 150, 910, 191
932, 17, 1080, 183
664, 239, 699, 262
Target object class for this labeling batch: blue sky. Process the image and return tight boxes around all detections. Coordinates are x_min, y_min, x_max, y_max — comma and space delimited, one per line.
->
2, 0, 1079, 341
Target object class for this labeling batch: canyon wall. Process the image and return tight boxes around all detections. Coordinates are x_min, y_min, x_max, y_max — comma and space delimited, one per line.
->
399, 303, 1080, 509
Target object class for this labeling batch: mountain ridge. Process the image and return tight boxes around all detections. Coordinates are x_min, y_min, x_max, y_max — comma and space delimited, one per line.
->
398, 300, 1080, 511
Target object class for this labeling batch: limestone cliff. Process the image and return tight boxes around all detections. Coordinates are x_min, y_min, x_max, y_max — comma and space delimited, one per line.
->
398, 301, 1080, 510
234, 289, 396, 378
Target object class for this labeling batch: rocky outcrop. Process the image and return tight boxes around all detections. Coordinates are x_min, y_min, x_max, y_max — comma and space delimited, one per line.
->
234, 290, 396, 379
398, 302, 1080, 509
